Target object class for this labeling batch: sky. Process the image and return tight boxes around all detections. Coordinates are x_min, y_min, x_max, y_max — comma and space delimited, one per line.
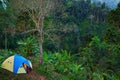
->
92, 0, 120, 9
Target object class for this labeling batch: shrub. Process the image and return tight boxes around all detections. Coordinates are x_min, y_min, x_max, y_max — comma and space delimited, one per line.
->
17, 37, 39, 57
37, 50, 84, 80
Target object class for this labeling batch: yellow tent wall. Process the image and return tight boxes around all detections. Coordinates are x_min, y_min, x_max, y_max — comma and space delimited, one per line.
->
17, 65, 26, 73
1, 56, 14, 72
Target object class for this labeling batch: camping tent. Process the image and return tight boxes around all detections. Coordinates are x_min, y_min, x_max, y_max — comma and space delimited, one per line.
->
1, 55, 32, 74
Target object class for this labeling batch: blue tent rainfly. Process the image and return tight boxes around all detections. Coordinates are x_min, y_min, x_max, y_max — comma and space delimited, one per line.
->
1, 55, 32, 74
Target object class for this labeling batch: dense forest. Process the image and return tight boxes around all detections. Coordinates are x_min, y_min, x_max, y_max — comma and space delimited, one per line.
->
0, 0, 120, 80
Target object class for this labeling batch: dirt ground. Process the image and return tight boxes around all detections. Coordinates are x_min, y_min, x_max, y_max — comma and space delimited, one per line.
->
26, 70, 47, 80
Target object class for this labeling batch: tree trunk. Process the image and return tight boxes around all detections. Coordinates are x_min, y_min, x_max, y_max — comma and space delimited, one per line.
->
38, 38, 43, 64
38, 15, 44, 64
5, 29, 7, 50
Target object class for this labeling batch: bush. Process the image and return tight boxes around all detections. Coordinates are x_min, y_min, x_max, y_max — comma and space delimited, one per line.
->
17, 37, 39, 57
37, 50, 84, 80
0, 49, 15, 65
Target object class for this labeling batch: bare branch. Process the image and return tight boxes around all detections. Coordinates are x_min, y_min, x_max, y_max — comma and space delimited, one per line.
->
44, 32, 55, 42
46, 0, 50, 9
44, 0, 53, 15
21, 29, 38, 34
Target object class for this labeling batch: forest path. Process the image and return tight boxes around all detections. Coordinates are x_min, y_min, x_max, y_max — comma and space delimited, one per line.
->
26, 70, 47, 80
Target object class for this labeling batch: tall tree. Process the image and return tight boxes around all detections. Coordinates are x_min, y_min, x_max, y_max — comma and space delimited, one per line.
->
10, 0, 54, 64
108, 3, 120, 29
104, 3, 120, 44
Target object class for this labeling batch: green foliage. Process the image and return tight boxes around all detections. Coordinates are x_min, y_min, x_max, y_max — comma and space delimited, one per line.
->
81, 36, 109, 65
0, 55, 4, 66
0, 49, 15, 66
36, 48, 120, 80
79, 36, 120, 79
0, 49, 14, 57
0, 3, 17, 49
104, 27, 120, 44
17, 37, 39, 57
107, 2, 120, 29
49, 0, 110, 53
37, 50, 84, 80
0, 0, 120, 79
